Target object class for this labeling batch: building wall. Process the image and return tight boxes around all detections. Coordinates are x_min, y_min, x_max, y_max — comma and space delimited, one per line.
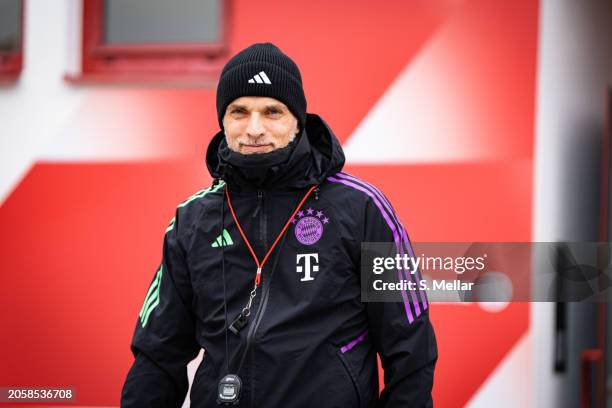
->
533, 1, 612, 407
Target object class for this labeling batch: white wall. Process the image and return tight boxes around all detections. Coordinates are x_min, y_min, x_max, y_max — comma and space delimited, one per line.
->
0, 0, 84, 204
533, 0, 612, 407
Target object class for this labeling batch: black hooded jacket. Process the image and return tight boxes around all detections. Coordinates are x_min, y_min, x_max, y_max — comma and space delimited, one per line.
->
121, 114, 437, 407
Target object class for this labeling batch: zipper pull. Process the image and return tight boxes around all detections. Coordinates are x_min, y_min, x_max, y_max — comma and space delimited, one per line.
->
252, 190, 263, 218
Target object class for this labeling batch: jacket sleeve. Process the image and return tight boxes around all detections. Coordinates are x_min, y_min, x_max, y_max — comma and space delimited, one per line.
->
362, 195, 438, 408
121, 210, 201, 408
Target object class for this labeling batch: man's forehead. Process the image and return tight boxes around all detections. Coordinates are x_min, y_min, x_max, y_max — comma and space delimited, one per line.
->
227, 96, 288, 109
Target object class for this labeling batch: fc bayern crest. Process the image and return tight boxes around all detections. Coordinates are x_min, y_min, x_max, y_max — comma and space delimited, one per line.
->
292, 207, 329, 245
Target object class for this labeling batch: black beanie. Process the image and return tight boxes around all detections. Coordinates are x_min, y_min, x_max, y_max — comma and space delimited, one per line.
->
216, 43, 307, 130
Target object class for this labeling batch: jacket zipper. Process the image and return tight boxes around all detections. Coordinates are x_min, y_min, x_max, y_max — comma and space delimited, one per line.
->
261, 191, 268, 248
247, 278, 270, 407
245, 249, 282, 407
252, 190, 263, 218
250, 189, 268, 407
241, 190, 285, 406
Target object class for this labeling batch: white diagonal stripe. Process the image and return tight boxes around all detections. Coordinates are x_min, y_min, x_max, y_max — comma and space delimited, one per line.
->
259, 71, 271, 84
466, 332, 531, 407
254, 75, 263, 84
343, 19, 495, 163
248, 79, 255, 83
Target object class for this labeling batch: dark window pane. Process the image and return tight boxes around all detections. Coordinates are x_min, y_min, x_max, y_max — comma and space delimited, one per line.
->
0, 0, 21, 53
103, 0, 221, 44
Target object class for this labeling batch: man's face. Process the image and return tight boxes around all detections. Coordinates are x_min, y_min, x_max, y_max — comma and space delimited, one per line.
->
223, 96, 299, 154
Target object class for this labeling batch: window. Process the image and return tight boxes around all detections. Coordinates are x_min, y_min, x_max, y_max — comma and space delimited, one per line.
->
0, 0, 24, 81
75, 0, 230, 83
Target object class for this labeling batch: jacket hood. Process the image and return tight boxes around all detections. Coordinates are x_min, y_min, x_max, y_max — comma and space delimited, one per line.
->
205, 113, 345, 190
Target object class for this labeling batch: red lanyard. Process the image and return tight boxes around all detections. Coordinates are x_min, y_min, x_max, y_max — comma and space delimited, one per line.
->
225, 185, 317, 286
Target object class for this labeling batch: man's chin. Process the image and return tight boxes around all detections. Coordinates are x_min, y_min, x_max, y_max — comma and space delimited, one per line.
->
240, 145, 275, 154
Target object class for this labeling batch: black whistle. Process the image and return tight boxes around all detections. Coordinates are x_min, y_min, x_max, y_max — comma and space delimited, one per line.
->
229, 313, 249, 335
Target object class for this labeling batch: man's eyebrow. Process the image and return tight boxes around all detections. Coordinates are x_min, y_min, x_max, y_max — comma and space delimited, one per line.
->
265, 104, 286, 111
227, 103, 286, 111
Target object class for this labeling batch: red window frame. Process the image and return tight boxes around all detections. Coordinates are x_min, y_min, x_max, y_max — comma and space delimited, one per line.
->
74, 0, 231, 83
0, 0, 24, 82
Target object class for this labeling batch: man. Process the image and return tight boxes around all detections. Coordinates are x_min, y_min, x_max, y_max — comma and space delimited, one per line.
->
121, 43, 437, 407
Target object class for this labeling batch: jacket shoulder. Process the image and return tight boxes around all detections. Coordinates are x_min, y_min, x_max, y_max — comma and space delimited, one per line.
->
177, 180, 225, 211
165, 180, 225, 234
324, 172, 388, 204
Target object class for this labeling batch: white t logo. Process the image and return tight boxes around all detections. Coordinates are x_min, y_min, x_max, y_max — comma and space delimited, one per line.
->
296, 253, 319, 282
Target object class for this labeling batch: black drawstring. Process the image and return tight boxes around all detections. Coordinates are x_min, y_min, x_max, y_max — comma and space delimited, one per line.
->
220, 180, 230, 375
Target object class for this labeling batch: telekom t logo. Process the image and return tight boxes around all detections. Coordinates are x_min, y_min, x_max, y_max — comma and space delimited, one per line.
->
296, 253, 319, 282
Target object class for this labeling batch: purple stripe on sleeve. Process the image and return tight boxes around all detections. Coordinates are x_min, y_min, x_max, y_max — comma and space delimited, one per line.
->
327, 176, 417, 323
400, 226, 428, 309
340, 330, 369, 353
335, 172, 428, 311
337, 172, 428, 310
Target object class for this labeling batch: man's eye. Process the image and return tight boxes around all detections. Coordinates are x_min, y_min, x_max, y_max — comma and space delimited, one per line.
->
231, 109, 246, 114
266, 108, 281, 115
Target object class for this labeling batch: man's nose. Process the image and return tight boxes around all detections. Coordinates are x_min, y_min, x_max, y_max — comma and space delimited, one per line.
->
246, 113, 265, 138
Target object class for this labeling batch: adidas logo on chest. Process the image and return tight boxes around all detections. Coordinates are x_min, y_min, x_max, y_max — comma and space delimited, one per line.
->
211, 229, 233, 248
